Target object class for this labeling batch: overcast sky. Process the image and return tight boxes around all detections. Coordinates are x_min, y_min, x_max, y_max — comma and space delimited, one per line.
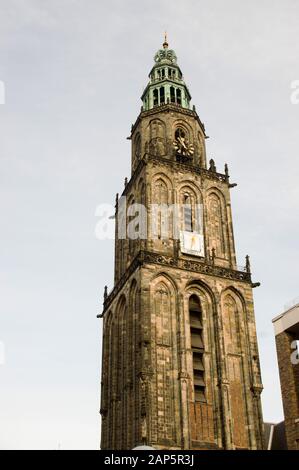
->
0, 0, 299, 450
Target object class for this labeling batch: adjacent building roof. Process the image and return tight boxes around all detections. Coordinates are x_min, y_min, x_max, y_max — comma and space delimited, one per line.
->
272, 303, 299, 336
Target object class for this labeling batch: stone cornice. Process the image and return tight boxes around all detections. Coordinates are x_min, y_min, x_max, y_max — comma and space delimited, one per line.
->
146, 155, 229, 183
130, 103, 207, 137
100, 250, 252, 316
122, 154, 229, 200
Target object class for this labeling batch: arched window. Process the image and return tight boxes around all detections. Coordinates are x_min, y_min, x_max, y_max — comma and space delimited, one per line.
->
153, 178, 169, 239
159, 87, 165, 104
153, 89, 159, 106
128, 196, 136, 257
134, 133, 141, 158
207, 193, 225, 257
175, 127, 186, 140
170, 86, 175, 103
174, 127, 192, 162
183, 194, 193, 232
177, 88, 182, 105
189, 295, 205, 402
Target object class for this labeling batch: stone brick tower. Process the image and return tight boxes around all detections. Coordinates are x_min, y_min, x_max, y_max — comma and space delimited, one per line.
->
99, 37, 264, 450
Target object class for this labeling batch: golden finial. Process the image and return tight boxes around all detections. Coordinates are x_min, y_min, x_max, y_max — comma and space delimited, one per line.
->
163, 31, 168, 49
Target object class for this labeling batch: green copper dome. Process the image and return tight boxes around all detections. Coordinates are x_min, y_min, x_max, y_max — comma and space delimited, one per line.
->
141, 35, 192, 111
154, 46, 177, 65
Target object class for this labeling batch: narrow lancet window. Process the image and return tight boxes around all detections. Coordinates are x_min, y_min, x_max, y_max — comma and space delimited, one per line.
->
170, 86, 175, 103
177, 88, 182, 105
183, 194, 193, 232
189, 295, 205, 402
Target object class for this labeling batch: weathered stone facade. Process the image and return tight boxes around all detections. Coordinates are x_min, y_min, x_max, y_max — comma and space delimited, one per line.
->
99, 41, 264, 450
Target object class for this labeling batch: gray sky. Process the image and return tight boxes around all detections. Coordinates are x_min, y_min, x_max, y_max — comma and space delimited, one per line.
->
0, 0, 298, 449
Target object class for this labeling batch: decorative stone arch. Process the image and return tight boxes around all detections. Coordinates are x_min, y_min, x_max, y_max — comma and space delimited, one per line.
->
197, 131, 206, 167
178, 182, 203, 233
104, 307, 114, 378
151, 175, 174, 240
173, 118, 194, 144
178, 180, 203, 203
220, 286, 248, 315
148, 272, 182, 445
152, 172, 173, 204
132, 131, 142, 172
129, 279, 139, 339
220, 285, 252, 371
185, 278, 217, 303
205, 187, 228, 258
127, 193, 138, 258
128, 278, 139, 354
122, 279, 139, 448
206, 186, 226, 205
101, 308, 113, 449
112, 294, 127, 366
107, 294, 126, 449
127, 192, 135, 205
205, 187, 227, 219
148, 118, 166, 137
134, 132, 141, 159
105, 308, 113, 374
149, 270, 179, 294
114, 293, 127, 372
152, 171, 173, 186
220, 289, 243, 355
147, 118, 166, 156
219, 287, 251, 449
115, 294, 128, 449
137, 177, 146, 205
113, 294, 127, 369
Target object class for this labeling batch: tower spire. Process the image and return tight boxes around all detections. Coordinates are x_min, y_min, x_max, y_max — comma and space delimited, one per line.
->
141, 37, 192, 110
163, 31, 168, 49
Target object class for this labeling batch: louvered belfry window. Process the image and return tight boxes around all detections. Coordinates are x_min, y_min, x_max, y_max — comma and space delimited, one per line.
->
189, 295, 206, 402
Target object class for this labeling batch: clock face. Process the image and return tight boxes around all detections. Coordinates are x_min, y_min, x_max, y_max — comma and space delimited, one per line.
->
173, 130, 194, 157
173, 137, 194, 156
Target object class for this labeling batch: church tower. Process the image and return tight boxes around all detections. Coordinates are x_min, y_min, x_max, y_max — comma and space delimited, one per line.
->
99, 37, 264, 450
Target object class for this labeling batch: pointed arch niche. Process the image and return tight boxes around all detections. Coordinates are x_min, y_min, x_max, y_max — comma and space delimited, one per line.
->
149, 274, 181, 446
178, 183, 203, 234
151, 174, 173, 240
220, 289, 249, 449
206, 190, 227, 259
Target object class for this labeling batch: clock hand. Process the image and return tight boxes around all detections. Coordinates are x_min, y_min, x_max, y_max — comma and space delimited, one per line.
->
178, 137, 187, 149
